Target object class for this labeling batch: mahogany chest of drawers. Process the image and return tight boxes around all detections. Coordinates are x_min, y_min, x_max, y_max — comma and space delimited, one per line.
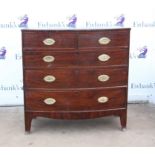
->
22, 29, 130, 132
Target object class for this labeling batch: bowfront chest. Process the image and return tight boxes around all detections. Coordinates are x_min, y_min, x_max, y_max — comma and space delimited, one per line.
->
22, 29, 130, 132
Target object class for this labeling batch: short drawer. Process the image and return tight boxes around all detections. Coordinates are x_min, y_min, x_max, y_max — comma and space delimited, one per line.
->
78, 29, 130, 48
24, 69, 78, 89
78, 67, 128, 88
23, 51, 78, 68
22, 30, 77, 50
24, 67, 128, 89
23, 48, 128, 68
25, 87, 127, 111
78, 48, 129, 66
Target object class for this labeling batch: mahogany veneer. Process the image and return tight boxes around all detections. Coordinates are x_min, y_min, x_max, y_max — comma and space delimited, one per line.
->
22, 29, 130, 132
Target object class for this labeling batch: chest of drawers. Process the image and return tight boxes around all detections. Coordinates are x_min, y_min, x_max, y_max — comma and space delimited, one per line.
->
22, 29, 130, 132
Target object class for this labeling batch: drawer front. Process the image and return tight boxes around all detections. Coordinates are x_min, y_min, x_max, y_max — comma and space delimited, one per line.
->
78, 49, 129, 66
78, 29, 130, 48
22, 31, 77, 49
78, 67, 128, 88
23, 52, 78, 68
25, 88, 127, 111
25, 69, 78, 89
24, 67, 128, 89
23, 48, 128, 68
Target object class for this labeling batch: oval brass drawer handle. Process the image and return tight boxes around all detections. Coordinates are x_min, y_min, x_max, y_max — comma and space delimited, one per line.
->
98, 54, 110, 62
43, 75, 56, 83
98, 96, 109, 103
43, 38, 56, 45
98, 37, 111, 45
98, 74, 110, 82
44, 98, 56, 105
43, 55, 55, 62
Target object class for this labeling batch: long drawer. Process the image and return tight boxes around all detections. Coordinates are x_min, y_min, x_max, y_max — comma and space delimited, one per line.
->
23, 48, 129, 68
24, 67, 128, 89
25, 87, 127, 111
